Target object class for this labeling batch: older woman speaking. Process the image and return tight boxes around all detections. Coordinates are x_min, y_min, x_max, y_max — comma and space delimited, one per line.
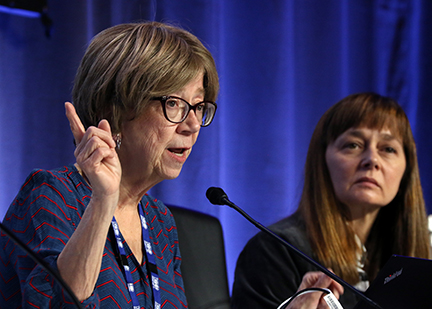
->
0, 21, 219, 308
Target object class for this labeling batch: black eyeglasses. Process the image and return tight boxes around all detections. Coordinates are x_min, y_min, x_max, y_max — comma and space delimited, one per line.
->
153, 96, 217, 127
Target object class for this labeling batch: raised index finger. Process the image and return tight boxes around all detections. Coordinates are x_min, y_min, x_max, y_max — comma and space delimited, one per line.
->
65, 102, 85, 145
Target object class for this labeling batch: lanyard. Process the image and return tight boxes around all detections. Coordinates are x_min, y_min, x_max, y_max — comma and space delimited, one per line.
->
111, 202, 161, 309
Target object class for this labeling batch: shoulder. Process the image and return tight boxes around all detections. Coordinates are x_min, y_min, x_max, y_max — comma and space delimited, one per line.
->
270, 212, 308, 245
246, 212, 311, 254
16, 165, 84, 198
141, 194, 171, 216
140, 194, 175, 228
5, 165, 89, 224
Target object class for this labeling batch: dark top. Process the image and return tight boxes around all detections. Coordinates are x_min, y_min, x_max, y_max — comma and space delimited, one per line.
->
0, 165, 187, 308
231, 212, 360, 309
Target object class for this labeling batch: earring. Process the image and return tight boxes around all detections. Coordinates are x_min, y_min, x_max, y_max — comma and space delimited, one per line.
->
113, 133, 122, 149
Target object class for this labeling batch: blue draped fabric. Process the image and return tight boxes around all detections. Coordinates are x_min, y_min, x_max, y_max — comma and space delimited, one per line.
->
1, 0, 431, 292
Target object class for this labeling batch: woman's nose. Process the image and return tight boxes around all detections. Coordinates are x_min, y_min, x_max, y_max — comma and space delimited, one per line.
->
178, 109, 201, 134
360, 148, 380, 170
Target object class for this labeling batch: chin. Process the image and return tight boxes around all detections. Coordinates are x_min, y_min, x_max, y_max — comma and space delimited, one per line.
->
350, 200, 388, 211
164, 169, 183, 180
343, 195, 387, 211
165, 175, 180, 180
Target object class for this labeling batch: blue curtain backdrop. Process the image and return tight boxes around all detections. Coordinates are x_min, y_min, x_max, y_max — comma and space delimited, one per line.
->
1, 0, 432, 293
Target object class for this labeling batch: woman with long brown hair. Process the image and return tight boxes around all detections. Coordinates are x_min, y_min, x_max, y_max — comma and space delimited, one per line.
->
231, 93, 431, 309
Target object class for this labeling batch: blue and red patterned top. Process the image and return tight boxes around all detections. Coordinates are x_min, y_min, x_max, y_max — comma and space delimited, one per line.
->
0, 165, 188, 308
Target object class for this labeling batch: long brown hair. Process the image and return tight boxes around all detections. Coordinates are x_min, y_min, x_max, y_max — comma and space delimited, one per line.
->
298, 92, 431, 284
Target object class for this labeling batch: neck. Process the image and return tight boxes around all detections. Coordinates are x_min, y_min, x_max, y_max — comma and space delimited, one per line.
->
349, 208, 380, 244
116, 180, 149, 211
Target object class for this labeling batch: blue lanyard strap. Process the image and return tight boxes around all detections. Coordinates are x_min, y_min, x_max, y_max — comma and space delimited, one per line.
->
111, 202, 161, 308
139, 202, 161, 308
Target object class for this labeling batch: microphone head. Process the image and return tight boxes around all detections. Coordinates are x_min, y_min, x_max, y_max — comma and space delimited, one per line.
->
206, 187, 228, 205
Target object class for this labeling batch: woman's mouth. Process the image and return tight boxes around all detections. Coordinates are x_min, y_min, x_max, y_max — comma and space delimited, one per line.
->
355, 177, 379, 187
168, 148, 186, 156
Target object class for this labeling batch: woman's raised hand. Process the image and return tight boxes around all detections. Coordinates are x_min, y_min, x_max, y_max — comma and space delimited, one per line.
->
65, 102, 121, 208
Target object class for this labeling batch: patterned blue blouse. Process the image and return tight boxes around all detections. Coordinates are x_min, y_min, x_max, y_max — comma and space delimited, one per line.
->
0, 165, 188, 308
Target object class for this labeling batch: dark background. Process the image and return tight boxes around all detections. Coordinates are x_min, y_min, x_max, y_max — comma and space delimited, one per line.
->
1, 0, 431, 292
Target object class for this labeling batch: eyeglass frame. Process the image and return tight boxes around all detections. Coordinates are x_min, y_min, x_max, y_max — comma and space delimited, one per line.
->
152, 95, 218, 127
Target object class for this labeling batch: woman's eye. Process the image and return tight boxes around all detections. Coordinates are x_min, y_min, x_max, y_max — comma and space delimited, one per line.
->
344, 142, 359, 149
166, 99, 178, 108
384, 146, 397, 153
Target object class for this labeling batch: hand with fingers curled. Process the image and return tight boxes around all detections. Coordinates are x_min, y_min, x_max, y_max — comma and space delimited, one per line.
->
285, 271, 344, 309
65, 102, 121, 210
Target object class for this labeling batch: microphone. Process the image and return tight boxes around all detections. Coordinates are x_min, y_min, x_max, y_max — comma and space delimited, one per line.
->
206, 187, 382, 309
206, 186, 228, 205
